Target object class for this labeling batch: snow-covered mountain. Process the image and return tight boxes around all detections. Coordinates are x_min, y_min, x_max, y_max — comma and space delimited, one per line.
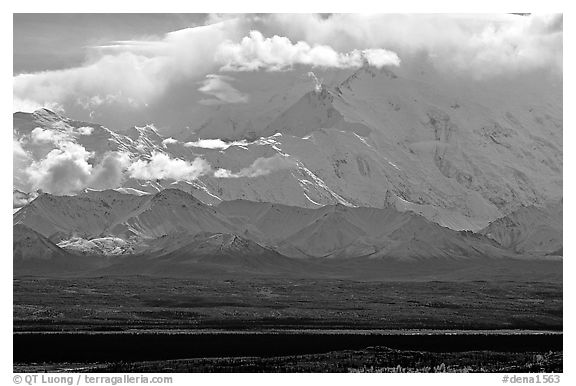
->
13, 61, 561, 232
13, 224, 104, 275
14, 188, 515, 261
218, 199, 511, 260
13, 189, 150, 242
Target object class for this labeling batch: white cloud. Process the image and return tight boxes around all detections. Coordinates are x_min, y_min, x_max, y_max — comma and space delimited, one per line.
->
127, 152, 211, 181
214, 154, 298, 178
363, 49, 403, 68
76, 126, 94, 136
13, 18, 248, 113
215, 30, 400, 71
184, 138, 251, 150
12, 14, 561, 125
30, 126, 95, 145
25, 141, 95, 195
30, 127, 68, 144
16, 126, 300, 194
22, 128, 131, 195
13, 137, 28, 158
13, 97, 64, 114
19, 142, 212, 194
89, 152, 131, 190
161, 137, 179, 147
75, 94, 124, 110
261, 14, 562, 78
14, 136, 34, 192
13, 190, 39, 208
198, 74, 249, 105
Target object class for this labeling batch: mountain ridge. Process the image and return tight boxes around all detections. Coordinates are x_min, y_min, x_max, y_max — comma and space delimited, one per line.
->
14, 61, 561, 231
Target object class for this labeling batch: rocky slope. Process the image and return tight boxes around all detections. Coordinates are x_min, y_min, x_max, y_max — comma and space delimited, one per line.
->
15, 189, 514, 261
13, 224, 103, 275
480, 201, 563, 255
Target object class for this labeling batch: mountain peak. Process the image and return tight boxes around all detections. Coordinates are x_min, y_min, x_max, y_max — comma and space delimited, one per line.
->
32, 108, 66, 122
339, 64, 397, 90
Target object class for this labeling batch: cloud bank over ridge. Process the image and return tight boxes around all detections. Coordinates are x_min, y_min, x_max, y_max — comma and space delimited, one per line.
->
16, 131, 300, 195
14, 14, 562, 123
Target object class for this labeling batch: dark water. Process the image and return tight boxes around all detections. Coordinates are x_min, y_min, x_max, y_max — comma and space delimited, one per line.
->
14, 332, 562, 363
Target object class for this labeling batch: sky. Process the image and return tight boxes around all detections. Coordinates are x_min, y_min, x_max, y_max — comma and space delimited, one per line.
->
13, 13, 563, 133
13, 14, 210, 74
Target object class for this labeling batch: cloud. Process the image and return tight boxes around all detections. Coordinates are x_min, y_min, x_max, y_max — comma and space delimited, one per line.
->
161, 137, 179, 147
184, 138, 251, 150
127, 152, 212, 181
261, 14, 562, 78
76, 126, 94, 136
30, 126, 95, 146
14, 136, 34, 192
13, 14, 561, 130
214, 154, 298, 178
13, 18, 248, 113
198, 74, 249, 105
215, 30, 400, 71
13, 137, 28, 158
30, 127, 68, 144
25, 141, 95, 195
22, 127, 132, 194
16, 122, 302, 194
13, 190, 39, 209
185, 139, 229, 149
89, 152, 131, 190
13, 97, 65, 114
20, 142, 211, 194
363, 49, 403, 68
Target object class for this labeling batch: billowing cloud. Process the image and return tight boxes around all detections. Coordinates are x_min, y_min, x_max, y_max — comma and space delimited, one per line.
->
89, 152, 131, 190
16, 118, 306, 194
13, 14, 561, 133
30, 127, 68, 144
127, 152, 212, 181
215, 30, 400, 71
30, 126, 95, 146
20, 143, 212, 194
214, 154, 298, 178
13, 18, 248, 113
261, 14, 562, 78
25, 141, 95, 195
21, 127, 132, 194
198, 74, 249, 105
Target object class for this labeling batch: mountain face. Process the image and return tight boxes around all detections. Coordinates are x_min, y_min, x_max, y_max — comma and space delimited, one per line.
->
480, 202, 563, 255
13, 62, 561, 232
13, 224, 69, 262
13, 189, 237, 243
13, 186, 561, 278
218, 199, 511, 260
13, 189, 150, 242
13, 224, 103, 275
14, 188, 513, 262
